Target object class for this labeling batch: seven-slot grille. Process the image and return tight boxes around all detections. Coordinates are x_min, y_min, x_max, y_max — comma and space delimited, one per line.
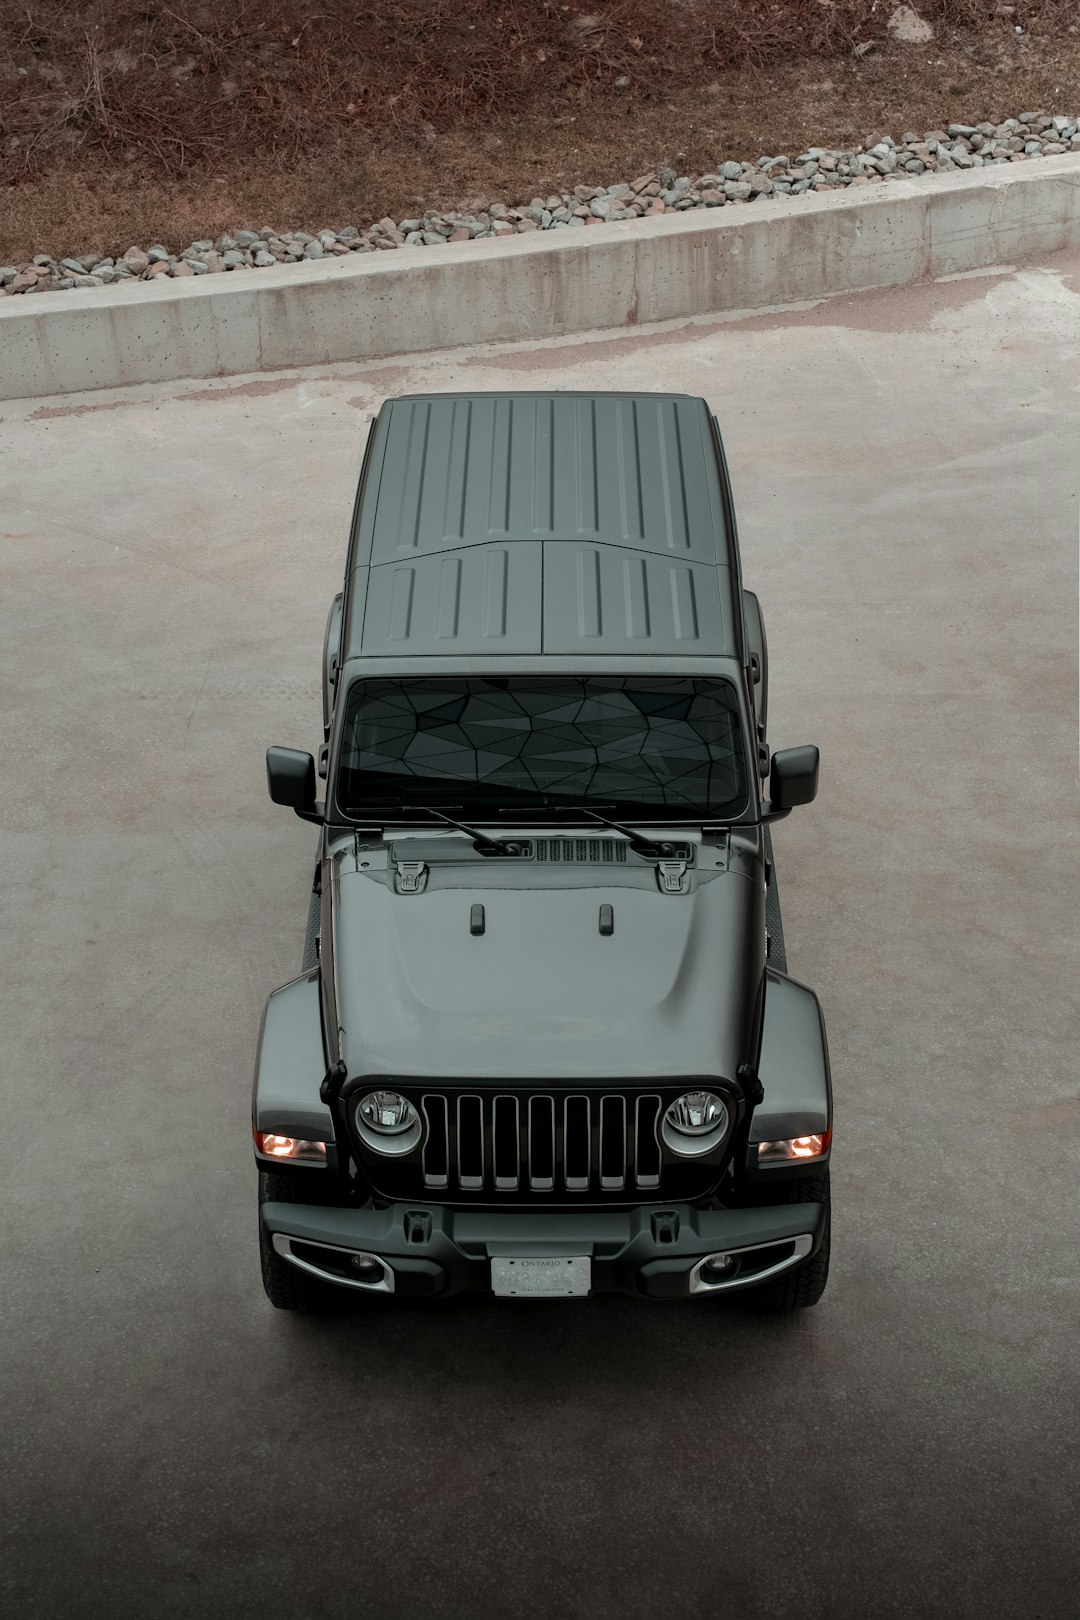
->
419, 1093, 663, 1195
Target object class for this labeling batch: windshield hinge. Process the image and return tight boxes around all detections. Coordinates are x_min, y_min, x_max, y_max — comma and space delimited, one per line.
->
657, 859, 689, 895
395, 860, 428, 895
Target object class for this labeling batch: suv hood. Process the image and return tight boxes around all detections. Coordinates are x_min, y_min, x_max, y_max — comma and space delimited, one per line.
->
328, 852, 762, 1083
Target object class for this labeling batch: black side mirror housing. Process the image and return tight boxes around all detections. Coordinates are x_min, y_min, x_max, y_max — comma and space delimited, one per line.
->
768, 745, 820, 813
266, 747, 320, 822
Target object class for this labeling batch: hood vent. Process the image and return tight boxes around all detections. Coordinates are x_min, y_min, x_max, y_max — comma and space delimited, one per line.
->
532, 837, 692, 865
533, 837, 627, 864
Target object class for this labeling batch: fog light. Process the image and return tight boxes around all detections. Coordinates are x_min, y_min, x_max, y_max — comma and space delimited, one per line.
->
253, 1131, 327, 1163
756, 1129, 831, 1164
704, 1253, 735, 1275
349, 1255, 385, 1283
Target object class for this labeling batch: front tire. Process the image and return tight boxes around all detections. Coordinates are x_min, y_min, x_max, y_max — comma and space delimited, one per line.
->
258, 1169, 343, 1315
740, 1171, 831, 1312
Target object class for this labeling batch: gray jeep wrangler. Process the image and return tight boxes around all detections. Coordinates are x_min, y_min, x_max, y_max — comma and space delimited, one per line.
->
254, 391, 832, 1312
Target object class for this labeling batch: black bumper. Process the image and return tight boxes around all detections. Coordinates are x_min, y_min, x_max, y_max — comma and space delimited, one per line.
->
261, 1199, 825, 1300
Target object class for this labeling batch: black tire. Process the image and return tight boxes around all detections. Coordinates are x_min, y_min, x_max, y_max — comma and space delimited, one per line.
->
258, 1169, 343, 1315
740, 1171, 830, 1312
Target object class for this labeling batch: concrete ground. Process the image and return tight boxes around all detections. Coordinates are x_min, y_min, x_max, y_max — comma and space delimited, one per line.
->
2, 254, 1078, 1620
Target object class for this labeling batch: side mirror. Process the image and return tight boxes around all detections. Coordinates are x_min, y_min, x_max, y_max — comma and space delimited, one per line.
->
768, 746, 819, 814
266, 747, 320, 822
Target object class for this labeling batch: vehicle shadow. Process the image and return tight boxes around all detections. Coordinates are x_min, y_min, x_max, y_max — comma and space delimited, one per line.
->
275, 1284, 819, 1400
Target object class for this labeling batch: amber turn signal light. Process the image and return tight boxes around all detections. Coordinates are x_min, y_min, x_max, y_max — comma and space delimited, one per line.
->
253, 1131, 328, 1163
756, 1128, 831, 1164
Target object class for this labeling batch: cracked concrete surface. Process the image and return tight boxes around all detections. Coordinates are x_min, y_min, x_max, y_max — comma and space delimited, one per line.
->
1, 254, 1079, 1620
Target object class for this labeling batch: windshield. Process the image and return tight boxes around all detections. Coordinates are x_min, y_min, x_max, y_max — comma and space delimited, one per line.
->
336, 676, 750, 821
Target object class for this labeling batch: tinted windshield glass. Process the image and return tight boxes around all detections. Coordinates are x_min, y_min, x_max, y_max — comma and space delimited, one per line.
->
337, 676, 749, 820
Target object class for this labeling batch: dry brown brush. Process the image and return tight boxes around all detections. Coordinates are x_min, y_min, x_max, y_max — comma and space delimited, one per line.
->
1, 1, 1076, 183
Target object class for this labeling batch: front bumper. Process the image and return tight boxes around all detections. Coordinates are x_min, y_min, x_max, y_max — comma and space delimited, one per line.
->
261, 1198, 825, 1300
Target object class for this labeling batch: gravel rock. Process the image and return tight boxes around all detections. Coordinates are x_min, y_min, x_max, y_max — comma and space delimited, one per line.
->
888, 5, 933, 45
19, 108, 1080, 295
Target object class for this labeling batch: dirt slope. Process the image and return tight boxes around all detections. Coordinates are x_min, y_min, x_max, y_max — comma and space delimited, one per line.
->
2, 1, 1078, 261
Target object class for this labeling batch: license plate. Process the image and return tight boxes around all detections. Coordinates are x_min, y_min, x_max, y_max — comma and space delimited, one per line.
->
490, 1256, 592, 1297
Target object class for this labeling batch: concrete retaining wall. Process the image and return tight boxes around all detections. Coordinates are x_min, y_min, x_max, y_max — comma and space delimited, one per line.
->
4, 155, 1080, 401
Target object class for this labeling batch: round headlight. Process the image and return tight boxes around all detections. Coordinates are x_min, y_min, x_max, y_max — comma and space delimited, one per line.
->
358, 1091, 417, 1134
661, 1090, 730, 1157
354, 1090, 422, 1155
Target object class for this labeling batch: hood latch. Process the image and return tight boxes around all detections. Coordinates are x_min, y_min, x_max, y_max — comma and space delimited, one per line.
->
657, 859, 689, 895
395, 859, 428, 895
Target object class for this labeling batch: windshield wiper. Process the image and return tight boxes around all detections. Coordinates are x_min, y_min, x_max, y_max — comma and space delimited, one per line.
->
498, 804, 672, 859
345, 803, 515, 856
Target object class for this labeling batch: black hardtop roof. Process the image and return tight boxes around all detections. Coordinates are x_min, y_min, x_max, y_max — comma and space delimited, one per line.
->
342, 391, 743, 661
